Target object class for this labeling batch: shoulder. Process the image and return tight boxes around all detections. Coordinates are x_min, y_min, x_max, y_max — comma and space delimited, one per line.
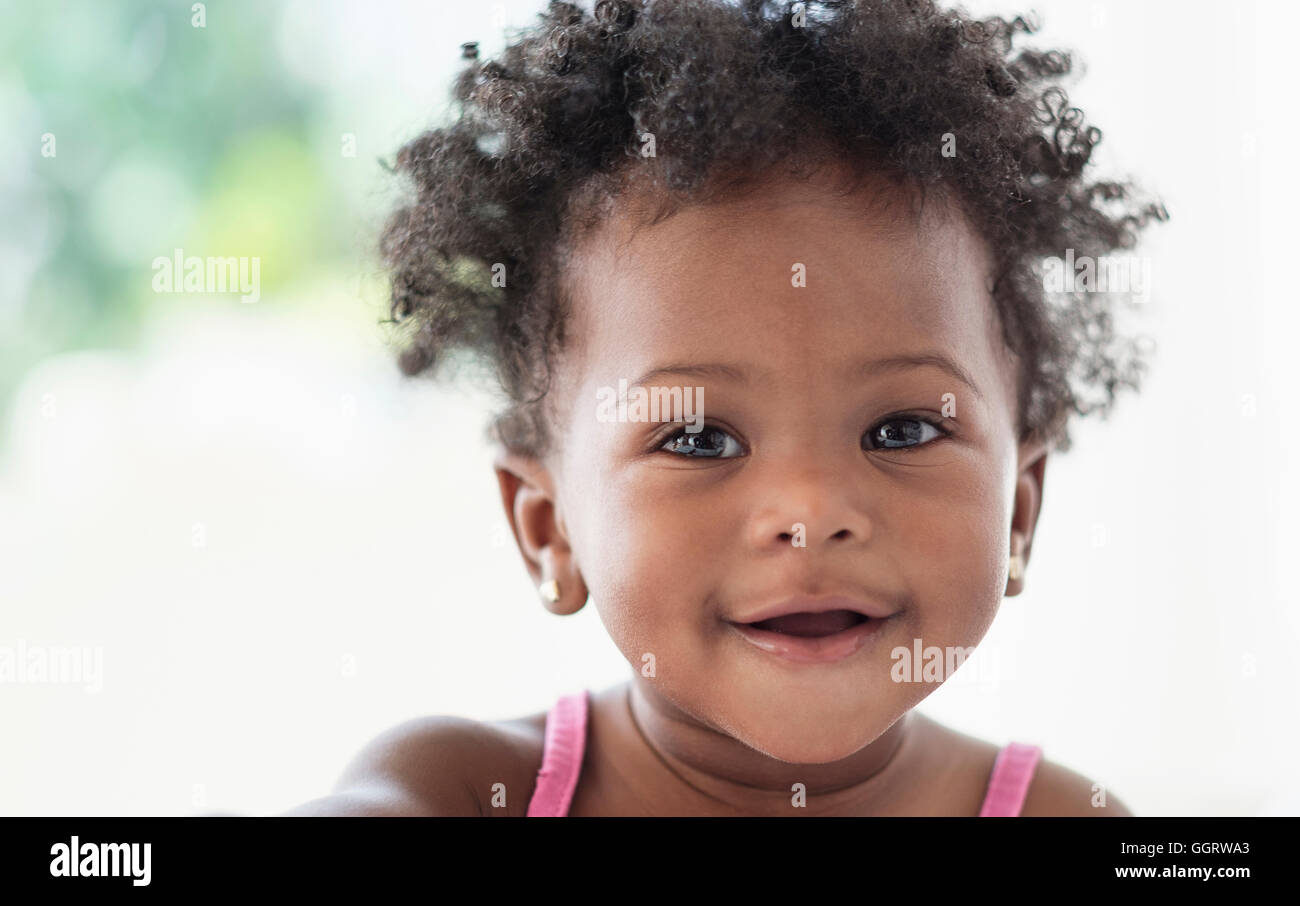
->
282, 711, 548, 817
906, 714, 1133, 816
1019, 755, 1135, 817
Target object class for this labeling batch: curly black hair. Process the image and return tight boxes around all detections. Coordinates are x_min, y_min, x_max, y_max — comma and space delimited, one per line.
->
378, 0, 1168, 458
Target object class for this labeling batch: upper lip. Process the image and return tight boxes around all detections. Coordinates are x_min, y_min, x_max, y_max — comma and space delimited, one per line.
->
731, 593, 900, 625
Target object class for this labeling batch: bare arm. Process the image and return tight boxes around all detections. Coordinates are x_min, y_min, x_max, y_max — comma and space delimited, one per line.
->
280, 717, 492, 817
1020, 758, 1135, 817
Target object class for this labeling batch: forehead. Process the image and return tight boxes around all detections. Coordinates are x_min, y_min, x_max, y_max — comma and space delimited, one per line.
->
557, 166, 1012, 411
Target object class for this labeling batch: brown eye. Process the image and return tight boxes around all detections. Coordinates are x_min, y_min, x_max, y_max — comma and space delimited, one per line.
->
864, 417, 945, 451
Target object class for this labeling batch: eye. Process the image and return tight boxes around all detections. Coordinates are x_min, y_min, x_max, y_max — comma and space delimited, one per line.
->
659, 425, 744, 459
864, 416, 948, 451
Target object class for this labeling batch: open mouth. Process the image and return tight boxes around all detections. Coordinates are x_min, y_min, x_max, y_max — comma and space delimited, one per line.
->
728, 609, 887, 664
746, 609, 869, 638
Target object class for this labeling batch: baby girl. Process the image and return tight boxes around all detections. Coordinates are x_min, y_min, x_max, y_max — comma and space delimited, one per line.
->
288, 0, 1166, 817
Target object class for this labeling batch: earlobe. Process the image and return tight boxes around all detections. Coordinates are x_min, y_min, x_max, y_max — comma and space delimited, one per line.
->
1007, 550, 1025, 583
492, 450, 589, 615
1006, 440, 1049, 597
534, 549, 588, 616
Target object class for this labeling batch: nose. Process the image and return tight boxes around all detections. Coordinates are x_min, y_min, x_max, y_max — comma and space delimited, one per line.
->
745, 459, 874, 552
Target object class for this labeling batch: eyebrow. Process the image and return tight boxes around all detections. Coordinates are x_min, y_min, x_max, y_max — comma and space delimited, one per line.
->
631, 352, 984, 401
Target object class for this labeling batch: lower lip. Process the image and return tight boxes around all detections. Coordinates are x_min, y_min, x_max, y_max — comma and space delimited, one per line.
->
727, 617, 889, 665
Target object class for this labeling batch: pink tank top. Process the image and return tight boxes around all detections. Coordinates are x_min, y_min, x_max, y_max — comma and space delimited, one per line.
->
525, 689, 1043, 816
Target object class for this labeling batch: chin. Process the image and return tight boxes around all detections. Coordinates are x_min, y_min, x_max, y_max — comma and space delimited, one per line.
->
748, 735, 869, 765
723, 697, 900, 765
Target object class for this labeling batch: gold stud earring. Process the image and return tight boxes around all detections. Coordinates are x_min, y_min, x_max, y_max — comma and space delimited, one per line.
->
1008, 553, 1025, 582
538, 579, 560, 604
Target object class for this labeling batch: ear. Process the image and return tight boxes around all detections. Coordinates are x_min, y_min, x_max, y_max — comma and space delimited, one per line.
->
1006, 436, 1049, 597
492, 449, 588, 615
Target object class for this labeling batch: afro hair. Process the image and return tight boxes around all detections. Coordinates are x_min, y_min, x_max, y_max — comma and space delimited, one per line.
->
378, 0, 1168, 458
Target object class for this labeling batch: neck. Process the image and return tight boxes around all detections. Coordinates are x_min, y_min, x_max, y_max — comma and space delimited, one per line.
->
623, 675, 917, 816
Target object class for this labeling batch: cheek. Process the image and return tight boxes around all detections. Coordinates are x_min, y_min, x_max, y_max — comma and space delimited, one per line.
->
570, 464, 729, 666
898, 462, 1013, 645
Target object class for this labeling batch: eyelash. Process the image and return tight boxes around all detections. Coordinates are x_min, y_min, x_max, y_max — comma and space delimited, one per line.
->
653, 414, 953, 458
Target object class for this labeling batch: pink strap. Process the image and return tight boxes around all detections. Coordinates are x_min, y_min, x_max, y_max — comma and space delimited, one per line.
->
525, 690, 589, 817
979, 742, 1042, 816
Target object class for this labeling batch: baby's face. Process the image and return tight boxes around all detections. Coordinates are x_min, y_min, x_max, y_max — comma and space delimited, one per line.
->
542, 168, 1034, 763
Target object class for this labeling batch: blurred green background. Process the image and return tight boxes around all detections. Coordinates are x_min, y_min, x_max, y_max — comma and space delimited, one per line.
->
0, 0, 497, 447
